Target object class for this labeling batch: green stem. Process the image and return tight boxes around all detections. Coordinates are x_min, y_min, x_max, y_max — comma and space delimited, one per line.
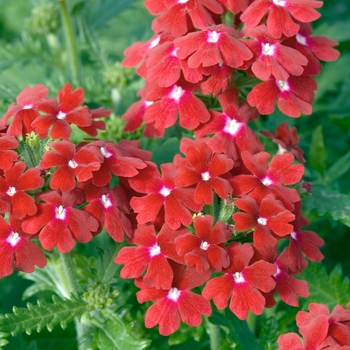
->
208, 321, 221, 350
59, 0, 80, 84
60, 253, 85, 350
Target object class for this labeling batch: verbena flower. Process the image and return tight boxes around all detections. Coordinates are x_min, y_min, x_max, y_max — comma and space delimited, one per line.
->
135, 261, 211, 335
0, 216, 46, 278
21, 189, 98, 253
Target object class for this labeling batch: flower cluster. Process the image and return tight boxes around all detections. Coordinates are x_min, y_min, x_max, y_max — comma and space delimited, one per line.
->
278, 303, 350, 349
0, 83, 150, 273
110, 0, 340, 336
0, 0, 343, 340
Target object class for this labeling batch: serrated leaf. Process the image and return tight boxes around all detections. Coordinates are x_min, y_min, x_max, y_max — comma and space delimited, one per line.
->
209, 309, 264, 350
89, 309, 150, 350
309, 126, 327, 174
301, 263, 350, 308
0, 295, 88, 337
303, 184, 350, 226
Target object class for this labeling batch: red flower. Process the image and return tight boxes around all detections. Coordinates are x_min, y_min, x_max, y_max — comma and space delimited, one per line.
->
229, 151, 304, 210
257, 246, 309, 307
0, 84, 48, 137
115, 223, 186, 289
85, 140, 148, 187
78, 107, 110, 137
240, 0, 323, 39
146, 0, 224, 37
202, 242, 276, 319
32, 83, 92, 139
39, 140, 102, 192
286, 23, 340, 76
143, 81, 211, 135
129, 161, 203, 230
135, 262, 211, 335
247, 76, 317, 117
286, 201, 324, 273
217, 0, 249, 13
278, 303, 350, 349
175, 140, 234, 205
0, 216, 46, 278
82, 183, 132, 241
195, 87, 262, 160
0, 134, 19, 169
233, 194, 295, 248
21, 189, 98, 253
243, 24, 308, 81
175, 215, 231, 272
146, 42, 203, 87
0, 161, 44, 218
261, 122, 306, 162
174, 24, 252, 69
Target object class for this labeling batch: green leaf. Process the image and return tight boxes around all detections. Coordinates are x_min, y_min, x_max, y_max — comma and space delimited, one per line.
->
96, 239, 121, 285
0, 295, 88, 337
209, 309, 264, 350
309, 126, 327, 175
324, 149, 350, 183
315, 53, 350, 101
151, 137, 180, 166
83, 0, 134, 30
88, 309, 150, 350
314, 21, 350, 43
301, 263, 350, 308
303, 184, 350, 227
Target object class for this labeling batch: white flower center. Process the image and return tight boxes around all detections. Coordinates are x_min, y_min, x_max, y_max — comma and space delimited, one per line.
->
169, 85, 184, 101
277, 80, 290, 92
168, 287, 181, 301
149, 36, 160, 49
257, 217, 267, 225
223, 117, 242, 135
261, 176, 273, 186
145, 100, 154, 107
296, 33, 307, 46
207, 30, 220, 43
149, 244, 161, 257
57, 111, 66, 120
201, 171, 210, 181
23, 104, 33, 109
6, 186, 16, 197
68, 159, 78, 168
6, 232, 21, 246
171, 47, 179, 57
291, 231, 297, 239
274, 266, 281, 277
100, 146, 113, 158
200, 241, 210, 250
233, 271, 245, 283
55, 205, 66, 220
178, 0, 188, 3
272, 0, 286, 6
262, 43, 275, 56
159, 186, 172, 197
101, 194, 113, 209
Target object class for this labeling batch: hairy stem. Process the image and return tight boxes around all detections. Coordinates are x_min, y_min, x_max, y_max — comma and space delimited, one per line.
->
59, 0, 80, 84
